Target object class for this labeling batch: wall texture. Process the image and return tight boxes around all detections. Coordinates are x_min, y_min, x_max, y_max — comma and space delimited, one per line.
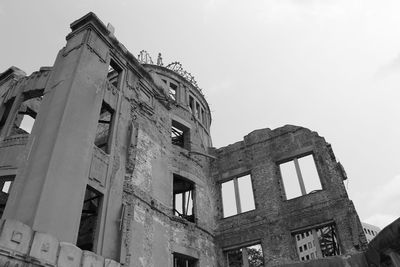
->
0, 12, 394, 267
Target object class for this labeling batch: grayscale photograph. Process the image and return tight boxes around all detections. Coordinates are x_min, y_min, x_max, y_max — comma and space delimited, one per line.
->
0, 0, 399, 266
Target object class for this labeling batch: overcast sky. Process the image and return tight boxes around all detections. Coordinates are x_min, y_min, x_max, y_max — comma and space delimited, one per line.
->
1, 0, 400, 229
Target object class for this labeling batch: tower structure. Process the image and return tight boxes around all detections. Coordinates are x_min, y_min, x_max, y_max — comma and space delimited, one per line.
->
0, 12, 380, 267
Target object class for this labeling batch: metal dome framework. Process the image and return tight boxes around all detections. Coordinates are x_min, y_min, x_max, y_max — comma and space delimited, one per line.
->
137, 51, 203, 94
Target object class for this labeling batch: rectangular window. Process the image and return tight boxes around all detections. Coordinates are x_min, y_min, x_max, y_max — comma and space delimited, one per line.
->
0, 175, 14, 218
15, 96, 42, 134
171, 120, 190, 149
173, 174, 195, 223
189, 96, 194, 114
18, 111, 36, 134
279, 154, 322, 200
294, 223, 341, 261
221, 174, 255, 218
107, 59, 122, 88
195, 102, 200, 120
0, 100, 14, 132
94, 102, 114, 153
173, 253, 197, 267
201, 108, 205, 125
169, 82, 178, 101
226, 243, 264, 267
77, 186, 102, 252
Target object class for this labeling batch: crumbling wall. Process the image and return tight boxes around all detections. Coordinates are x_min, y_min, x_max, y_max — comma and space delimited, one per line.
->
119, 48, 216, 266
212, 125, 367, 266
0, 12, 373, 267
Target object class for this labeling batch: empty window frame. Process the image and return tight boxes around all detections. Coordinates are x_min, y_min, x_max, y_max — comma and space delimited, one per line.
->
94, 102, 114, 153
279, 154, 322, 200
0, 175, 14, 218
225, 243, 264, 267
14, 97, 42, 134
171, 120, 190, 149
189, 95, 194, 114
77, 186, 102, 251
221, 174, 255, 218
173, 174, 195, 223
17, 109, 36, 134
0, 100, 14, 132
173, 253, 197, 267
169, 82, 178, 101
294, 223, 341, 261
195, 102, 201, 120
107, 59, 122, 88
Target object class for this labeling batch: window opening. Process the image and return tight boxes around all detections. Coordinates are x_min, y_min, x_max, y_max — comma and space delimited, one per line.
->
14, 96, 42, 134
94, 102, 114, 153
279, 154, 322, 200
201, 108, 205, 125
171, 120, 190, 149
107, 60, 122, 88
195, 102, 200, 119
173, 253, 197, 267
18, 111, 36, 134
173, 174, 195, 223
77, 186, 102, 251
0, 100, 13, 132
189, 96, 194, 114
221, 174, 255, 218
294, 223, 340, 261
0, 175, 14, 219
226, 243, 264, 267
169, 82, 178, 101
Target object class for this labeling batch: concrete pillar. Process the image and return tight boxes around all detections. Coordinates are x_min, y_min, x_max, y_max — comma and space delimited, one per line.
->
3, 20, 110, 244
233, 178, 242, 214
294, 158, 307, 195
242, 248, 249, 267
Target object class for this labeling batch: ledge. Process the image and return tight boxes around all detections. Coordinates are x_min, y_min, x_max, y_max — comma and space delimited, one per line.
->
0, 219, 121, 267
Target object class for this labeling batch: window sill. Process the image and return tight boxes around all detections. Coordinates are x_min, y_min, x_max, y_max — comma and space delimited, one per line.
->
284, 189, 324, 201
171, 214, 196, 225
221, 209, 256, 220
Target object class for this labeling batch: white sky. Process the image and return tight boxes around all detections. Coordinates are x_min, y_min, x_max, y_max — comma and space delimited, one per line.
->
1, 0, 400, 229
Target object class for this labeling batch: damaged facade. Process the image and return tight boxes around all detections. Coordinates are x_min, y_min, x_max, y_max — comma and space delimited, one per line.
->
0, 12, 388, 267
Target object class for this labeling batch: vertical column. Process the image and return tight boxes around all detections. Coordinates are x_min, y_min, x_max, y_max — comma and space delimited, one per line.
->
294, 158, 306, 195
3, 19, 110, 244
242, 248, 250, 267
233, 177, 242, 214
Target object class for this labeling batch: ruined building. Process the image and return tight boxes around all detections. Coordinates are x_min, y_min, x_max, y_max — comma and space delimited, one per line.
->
0, 12, 397, 267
